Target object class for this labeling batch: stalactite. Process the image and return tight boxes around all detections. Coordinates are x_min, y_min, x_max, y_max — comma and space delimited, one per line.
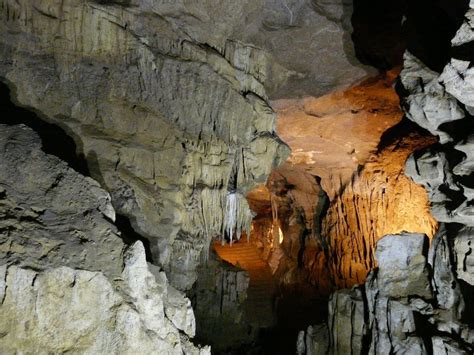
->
222, 192, 254, 245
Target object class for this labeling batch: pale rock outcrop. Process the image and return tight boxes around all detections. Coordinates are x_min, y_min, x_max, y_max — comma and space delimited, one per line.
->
0, 241, 209, 354
375, 233, 431, 298
440, 59, 474, 114
401, 52, 465, 144
0, 124, 208, 353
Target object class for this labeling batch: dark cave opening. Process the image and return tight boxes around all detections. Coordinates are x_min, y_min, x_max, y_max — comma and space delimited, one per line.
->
0, 81, 90, 177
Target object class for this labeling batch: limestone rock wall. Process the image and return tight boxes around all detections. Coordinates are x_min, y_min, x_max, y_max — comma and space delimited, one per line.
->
0, 0, 290, 290
0, 124, 208, 354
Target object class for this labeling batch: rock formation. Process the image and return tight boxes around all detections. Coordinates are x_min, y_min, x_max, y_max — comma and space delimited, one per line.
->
1, 0, 473, 353
0, 0, 379, 351
248, 74, 438, 295
321, 129, 438, 289
0, 124, 208, 353
298, 3, 474, 353
0, 0, 291, 292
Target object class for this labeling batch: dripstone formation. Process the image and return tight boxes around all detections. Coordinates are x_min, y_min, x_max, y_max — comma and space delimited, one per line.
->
298, 4, 474, 354
1, 0, 474, 353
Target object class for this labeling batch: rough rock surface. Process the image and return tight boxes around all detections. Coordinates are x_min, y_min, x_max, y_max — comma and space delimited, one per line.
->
321, 131, 438, 289
299, 4, 474, 353
0, 124, 123, 276
0, 0, 291, 291
299, 232, 474, 355
0, 124, 208, 354
247, 74, 437, 295
0, 242, 209, 354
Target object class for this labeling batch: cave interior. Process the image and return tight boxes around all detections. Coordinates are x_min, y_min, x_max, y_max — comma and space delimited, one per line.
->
0, 0, 473, 354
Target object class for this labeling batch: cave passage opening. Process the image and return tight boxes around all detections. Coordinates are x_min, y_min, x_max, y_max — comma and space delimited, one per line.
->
212, 70, 440, 353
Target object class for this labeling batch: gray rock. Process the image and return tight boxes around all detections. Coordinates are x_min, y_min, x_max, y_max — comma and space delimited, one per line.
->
451, 9, 474, 46
432, 337, 468, 355
375, 233, 432, 299
440, 59, 474, 114
429, 224, 464, 317
400, 52, 465, 144
406, 148, 474, 227
453, 226, 474, 286
0, 124, 125, 277
328, 288, 366, 355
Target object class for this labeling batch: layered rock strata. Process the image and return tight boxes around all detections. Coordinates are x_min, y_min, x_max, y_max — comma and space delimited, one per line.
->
0, 124, 208, 353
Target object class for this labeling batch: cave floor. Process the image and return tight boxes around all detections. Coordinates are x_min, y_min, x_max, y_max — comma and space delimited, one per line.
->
213, 240, 276, 328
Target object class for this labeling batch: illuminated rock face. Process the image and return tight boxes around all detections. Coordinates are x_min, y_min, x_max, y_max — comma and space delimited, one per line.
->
250, 74, 437, 294
299, 3, 474, 353
322, 131, 438, 289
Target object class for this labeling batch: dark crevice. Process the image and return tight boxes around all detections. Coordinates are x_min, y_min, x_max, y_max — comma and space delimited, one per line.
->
404, 0, 469, 72
438, 114, 474, 143
451, 41, 474, 63
414, 309, 474, 353
115, 214, 154, 263
376, 117, 435, 154
412, 312, 434, 354
352, 0, 407, 69
360, 284, 372, 355
0, 81, 90, 176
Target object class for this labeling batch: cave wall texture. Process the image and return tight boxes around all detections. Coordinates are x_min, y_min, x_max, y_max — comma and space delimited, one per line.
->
0, 0, 375, 352
0, 0, 473, 354
298, 1, 474, 354
0, 0, 378, 292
